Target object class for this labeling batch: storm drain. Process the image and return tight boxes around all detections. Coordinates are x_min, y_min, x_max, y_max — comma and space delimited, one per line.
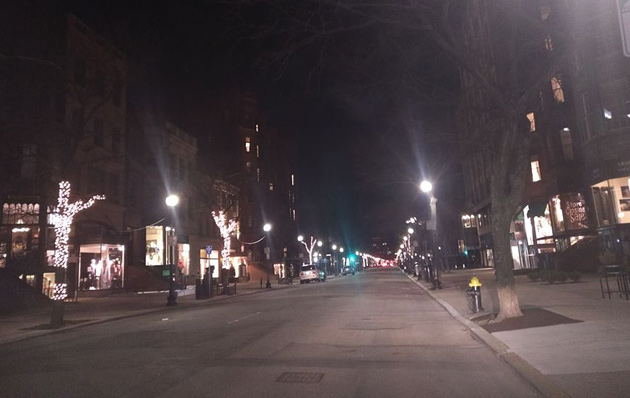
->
276, 372, 324, 384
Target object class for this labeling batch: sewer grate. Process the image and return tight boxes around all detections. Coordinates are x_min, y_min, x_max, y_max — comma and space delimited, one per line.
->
276, 372, 324, 384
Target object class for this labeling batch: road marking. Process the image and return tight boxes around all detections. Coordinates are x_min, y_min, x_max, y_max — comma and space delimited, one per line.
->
228, 311, 262, 324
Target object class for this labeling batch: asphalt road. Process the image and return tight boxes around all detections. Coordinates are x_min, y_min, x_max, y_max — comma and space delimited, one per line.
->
1, 268, 539, 398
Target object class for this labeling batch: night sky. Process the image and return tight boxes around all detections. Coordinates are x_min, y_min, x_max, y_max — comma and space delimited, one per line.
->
57, 0, 462, 252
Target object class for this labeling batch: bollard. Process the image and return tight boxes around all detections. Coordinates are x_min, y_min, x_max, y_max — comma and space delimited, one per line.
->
468, 275, 483, 313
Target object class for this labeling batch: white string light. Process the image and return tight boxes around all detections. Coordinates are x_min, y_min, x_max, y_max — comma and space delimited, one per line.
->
51, 181, 104, 300
212, 211, 237, 269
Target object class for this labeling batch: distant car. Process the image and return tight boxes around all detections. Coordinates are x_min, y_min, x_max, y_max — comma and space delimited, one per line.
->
299, 265, 321, 284
342, 266, 355, 275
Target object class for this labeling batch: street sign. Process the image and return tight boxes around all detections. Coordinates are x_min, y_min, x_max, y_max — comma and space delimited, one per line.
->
618, 0, 630, 57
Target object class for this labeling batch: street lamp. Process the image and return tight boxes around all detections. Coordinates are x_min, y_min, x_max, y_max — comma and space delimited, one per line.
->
408, 227, 415, 234
166, 194, 179, 306
420, 180, 433, 193
263, 223, 272, 232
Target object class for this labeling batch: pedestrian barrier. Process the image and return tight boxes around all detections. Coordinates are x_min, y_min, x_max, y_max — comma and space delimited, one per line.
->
599, 265, 629, 300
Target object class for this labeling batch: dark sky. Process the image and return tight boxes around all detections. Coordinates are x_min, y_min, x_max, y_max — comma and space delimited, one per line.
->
59, 0, 462, 252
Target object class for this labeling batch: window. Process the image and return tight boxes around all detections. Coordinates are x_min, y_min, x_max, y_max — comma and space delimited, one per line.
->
256, 168, 260, 182
74, 58, 86, 86
255, 124, 259, 132
180, 159, 186, 180
269, 183, 274, 191
551, 75, 565, 103
527, 112, 536, 133
531, 158, 542, 182
246, 161, 251, 172
94, 118, 104, 147
245, 137, 251, 152
560, 128, 574, 161
291, 174, 295, 186
256, 145, 260, 158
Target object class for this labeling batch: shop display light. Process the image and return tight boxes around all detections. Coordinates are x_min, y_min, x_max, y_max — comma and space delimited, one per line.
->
51, 181, 104, 300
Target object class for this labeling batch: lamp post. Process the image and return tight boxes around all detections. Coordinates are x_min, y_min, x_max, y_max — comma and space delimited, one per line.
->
264, 223, 273, 288
165, 194, 179, 306
419, 180, 441, 289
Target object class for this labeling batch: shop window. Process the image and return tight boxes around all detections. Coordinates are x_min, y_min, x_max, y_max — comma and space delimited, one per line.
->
560, 128, 574, 161
527, 112, 536, 133
551, 75, 565, 103
592, 184, 616, 226
531, 158, 542, 182
145, 226, 164, 266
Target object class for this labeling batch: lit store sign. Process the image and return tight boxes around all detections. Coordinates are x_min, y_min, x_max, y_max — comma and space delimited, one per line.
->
562, 193, 589, 230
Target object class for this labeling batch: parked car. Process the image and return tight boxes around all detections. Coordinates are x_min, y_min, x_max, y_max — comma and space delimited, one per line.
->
299, 265, 321, 284
342, 266, 355, 275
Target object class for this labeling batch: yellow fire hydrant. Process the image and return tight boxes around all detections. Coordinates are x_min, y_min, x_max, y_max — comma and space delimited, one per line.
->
467, 275, 483, 313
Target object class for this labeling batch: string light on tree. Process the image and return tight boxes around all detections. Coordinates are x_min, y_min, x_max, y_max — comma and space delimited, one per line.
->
51, 181, 104, 300
212, 210, 237, 269
297, 235, 319, 264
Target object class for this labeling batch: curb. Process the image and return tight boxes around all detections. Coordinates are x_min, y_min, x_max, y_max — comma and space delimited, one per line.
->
0, 282, 298, 347
404, 272, 570, 398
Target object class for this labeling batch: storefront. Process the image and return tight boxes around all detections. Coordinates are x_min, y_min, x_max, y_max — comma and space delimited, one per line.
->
78, 243, 125, 291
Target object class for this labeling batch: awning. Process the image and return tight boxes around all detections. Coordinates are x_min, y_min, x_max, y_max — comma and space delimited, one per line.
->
527, 201, 548, 218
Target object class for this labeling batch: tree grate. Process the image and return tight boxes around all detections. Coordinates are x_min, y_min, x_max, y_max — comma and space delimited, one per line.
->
276, 372, 324, 384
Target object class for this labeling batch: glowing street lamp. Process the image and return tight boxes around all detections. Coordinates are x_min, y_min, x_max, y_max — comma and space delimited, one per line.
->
408, 227, 415, 234
166, 194, 180, 306
263, 223, 272, 232
420, 180, 433, 193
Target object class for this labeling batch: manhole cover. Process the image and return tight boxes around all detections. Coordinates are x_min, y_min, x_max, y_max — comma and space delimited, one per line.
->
276, 372, 324, 384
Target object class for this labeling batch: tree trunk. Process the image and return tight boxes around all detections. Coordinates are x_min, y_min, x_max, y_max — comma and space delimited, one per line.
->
489, 120, 530, 321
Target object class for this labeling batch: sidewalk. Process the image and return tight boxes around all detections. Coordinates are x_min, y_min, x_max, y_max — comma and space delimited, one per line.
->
409, 268, 630, 398
0, 278, 299, 346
